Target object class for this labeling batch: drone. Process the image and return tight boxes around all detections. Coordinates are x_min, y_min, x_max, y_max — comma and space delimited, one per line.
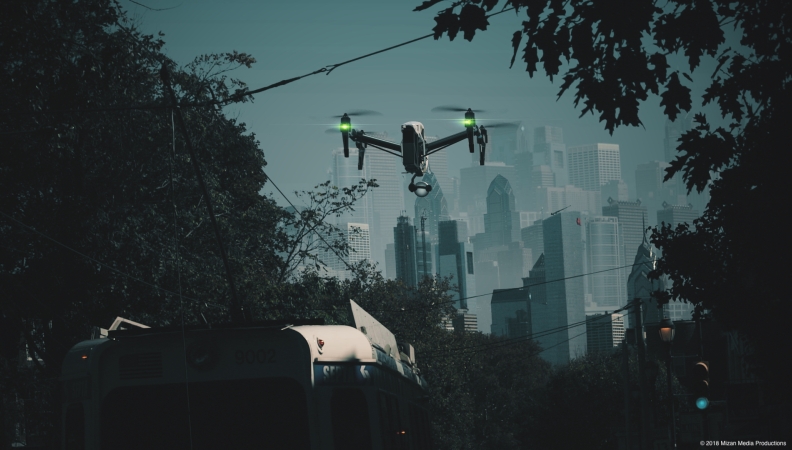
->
332, 107, 505, 197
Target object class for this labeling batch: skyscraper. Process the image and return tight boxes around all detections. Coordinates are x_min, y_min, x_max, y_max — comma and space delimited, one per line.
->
586, 216, 627, 312
366, 132, 406, 268
414, 170, 450, 246
485, 122, 521, 165
393, 215, 418, 287
602, 198, 649, 272
535, 185, 600, 216
513, 150, 535, 211
567, 143, 622, 193
330, 148, 374, 227
586, 313, 625, 354
600, 179, 629, 206
458, 163, 517, 227
635, 161, 687, 224
482, 175, 521, 247
656, 202, 699, 230
664, 114, 692, 164
521, 219, 544, 268
627, 236, 666, 325
321, 222, 371, 280
438, 220, 475, 311
491, 288, 531, 337
540, 212, 588, 365
533, 125, 567, 186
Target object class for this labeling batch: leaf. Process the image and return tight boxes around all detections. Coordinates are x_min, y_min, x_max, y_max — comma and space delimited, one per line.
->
509, 31, 522, 69
659, 72, 691, 122
413, 0, 444, 12
458, 4, 489, 41
432, 9, 460, 41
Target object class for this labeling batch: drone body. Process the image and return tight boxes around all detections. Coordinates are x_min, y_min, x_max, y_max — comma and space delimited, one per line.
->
335, 108, 493, 197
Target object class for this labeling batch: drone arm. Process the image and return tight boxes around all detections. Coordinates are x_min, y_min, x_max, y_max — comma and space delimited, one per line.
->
425, 130, 469, 153
366, 143, 402, 158
352, 133, 401, 152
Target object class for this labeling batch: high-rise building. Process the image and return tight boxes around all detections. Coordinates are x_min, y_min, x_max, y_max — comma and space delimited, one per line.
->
458, 163, 517, 226
393, 215, 418, 287
627, 236, 666, 326
482, 175, 521, 247
452, 312, 479, 333
567, 143, 622, 192
414, 171, 450, 247
601, 179, 629, 206
586, 217, 627, 312
384, 243, 396, 280
533, 126, 567, 186
415, 228, 433, 281
513, 149, 534, 211
531, 165, 555, 189
366, 133, 406, 269
536, 185, 600, 216
521, 219, 544, 268
485, 122, 522, 165
586, 313, 625, 353
491, 288, 531, 337
519, 211, 541, 229
635, 161, 687, 224
438, 220, 475, 310
540, 212, 588, 365
321, 222, 371, 279
656, 202, 699, 230
330, 148, 374, 227
602, 198, 649, 272
664, 114, 692, 164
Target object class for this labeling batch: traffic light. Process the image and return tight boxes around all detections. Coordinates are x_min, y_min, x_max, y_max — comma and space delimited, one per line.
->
691, 361, 710, 410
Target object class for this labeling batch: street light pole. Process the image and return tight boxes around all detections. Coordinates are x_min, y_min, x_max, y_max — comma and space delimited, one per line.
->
659, 317, 677, 448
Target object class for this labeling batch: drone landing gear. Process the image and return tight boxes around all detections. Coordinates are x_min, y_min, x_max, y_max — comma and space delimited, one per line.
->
356, 141, 366, 170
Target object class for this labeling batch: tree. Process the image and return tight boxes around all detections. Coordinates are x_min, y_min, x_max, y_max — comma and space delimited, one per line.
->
418, 0, 792, 400
0, 0, 376, 445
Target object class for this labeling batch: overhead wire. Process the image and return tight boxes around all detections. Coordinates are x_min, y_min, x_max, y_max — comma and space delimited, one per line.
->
0, 5, 517, 118
265, 174, 363, 276
423, 301, 635, 357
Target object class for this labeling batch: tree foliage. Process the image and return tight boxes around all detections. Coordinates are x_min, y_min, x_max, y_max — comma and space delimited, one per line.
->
0, 0, 375, 445
418, 0, 792, 401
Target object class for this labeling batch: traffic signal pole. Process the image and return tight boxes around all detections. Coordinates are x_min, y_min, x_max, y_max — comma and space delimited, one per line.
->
632, 298, 652, 450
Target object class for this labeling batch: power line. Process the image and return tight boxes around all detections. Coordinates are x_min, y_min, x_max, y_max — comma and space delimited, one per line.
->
424, 302, 633, 357
1, 5, 517, 118
265, 173, 363, 276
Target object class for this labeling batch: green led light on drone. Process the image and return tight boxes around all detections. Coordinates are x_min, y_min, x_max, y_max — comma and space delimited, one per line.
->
340, 124, 350, 131
464, 119, 474, 126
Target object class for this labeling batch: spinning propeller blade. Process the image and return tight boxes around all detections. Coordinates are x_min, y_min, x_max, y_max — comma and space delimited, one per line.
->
431, 106, 487, 113
332, 109, 382, 118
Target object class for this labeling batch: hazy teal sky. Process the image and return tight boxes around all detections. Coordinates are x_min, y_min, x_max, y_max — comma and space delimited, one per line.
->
123, 0, 726, 203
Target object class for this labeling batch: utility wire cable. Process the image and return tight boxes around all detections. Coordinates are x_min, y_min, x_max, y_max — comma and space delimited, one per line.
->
265, 173, 362, 275
1, 6, 517, 117
423, 302, 633, 357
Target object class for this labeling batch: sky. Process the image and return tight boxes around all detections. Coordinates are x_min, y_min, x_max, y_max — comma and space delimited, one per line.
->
123, 0, 727, 206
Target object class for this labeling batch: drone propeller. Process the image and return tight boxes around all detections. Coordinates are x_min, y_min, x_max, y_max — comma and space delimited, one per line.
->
431, 106, 487, 113
479, 122, 520, 129
331, 109, 382, 118
325, 128, 380, 134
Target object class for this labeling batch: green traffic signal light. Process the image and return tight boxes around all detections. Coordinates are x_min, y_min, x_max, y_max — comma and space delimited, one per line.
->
691, 361, 710, 410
